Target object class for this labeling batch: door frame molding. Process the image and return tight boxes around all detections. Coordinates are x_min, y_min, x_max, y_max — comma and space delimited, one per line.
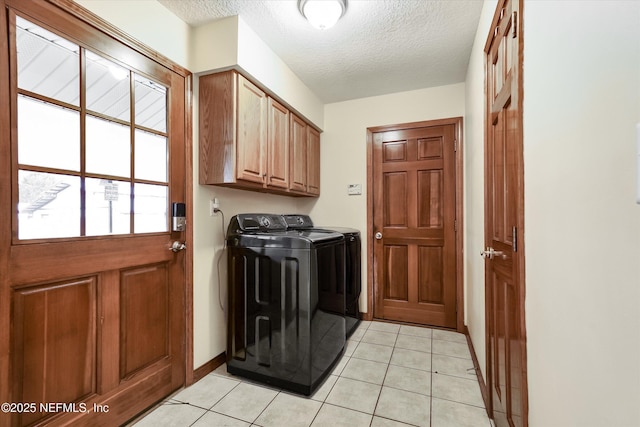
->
366, 117, 464, 332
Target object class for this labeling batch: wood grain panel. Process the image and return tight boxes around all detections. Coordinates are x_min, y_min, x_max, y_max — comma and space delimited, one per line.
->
418, 137, 442, 160
492, 271, 507, 406
484, 1, 527, 425
289, 114, 307, 193
266, 97, 289, 189
384, 245, 408, 301
418, 246, 443, 304
236, 74, 266, 183
382, 159, 443, 173
0, 1, 10, 412
306, 127, 320, 195
383, 172, 407, 227
418, 170, 443, 228
9, 235, 173, 285
120, 264, 169, 379
198, 71, 236, 184
493, 108, 506, 242
383, 140, 407, 162
12, 277, 97, 426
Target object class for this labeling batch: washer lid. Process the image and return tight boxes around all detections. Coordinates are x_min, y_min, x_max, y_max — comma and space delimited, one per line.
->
228, 230, 344, 249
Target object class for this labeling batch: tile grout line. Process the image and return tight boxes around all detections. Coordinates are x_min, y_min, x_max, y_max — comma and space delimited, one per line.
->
157, 322, 477, 427
430, 329, 434, 427
249, 389, 281, 426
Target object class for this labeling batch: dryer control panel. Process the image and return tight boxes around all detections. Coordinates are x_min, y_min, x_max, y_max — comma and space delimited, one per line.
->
231, 214, 288, 232
282, 214, 314, 229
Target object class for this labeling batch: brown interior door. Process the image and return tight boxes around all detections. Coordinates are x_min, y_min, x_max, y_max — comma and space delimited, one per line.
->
1, 1, 188, 425
372, 122, 457, 328
484, 0, 528, 426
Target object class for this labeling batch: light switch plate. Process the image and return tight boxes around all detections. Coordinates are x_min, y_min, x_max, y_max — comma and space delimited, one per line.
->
348, 184, 362, 195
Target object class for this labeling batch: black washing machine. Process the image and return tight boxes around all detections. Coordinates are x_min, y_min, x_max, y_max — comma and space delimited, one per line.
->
283, 215, 362, 338
226, 213, 346, 395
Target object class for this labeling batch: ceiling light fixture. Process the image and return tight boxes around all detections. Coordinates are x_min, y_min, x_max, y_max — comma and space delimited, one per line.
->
298, 0, 346, 30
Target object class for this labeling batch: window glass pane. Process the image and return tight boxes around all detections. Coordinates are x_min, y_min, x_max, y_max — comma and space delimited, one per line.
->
134, 184, 167, 233
86, 115, 130, 178
18, 171, 80, 239
86, 51, 130, 121
135, 129, 167, 182
16, 17, 79, 105
85, 178, 131, 236
18, 95, 80, 171
135, 74, 166, 133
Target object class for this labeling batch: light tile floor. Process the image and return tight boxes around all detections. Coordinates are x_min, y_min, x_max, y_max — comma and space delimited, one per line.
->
131, 321, 491, 427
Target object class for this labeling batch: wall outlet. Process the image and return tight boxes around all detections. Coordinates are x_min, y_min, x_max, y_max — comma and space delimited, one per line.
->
209, 198, 221, 216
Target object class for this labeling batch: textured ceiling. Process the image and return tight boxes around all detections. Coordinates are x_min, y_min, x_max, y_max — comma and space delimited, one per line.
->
158, 0, 483, 103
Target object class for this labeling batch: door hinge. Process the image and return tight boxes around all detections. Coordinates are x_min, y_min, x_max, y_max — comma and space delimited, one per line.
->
454, 140, 457, 152
454, 220, 458, 232
512, 226, 517, 252
512, 11, 518, 38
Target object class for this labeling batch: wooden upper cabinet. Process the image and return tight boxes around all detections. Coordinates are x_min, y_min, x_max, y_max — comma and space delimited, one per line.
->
199, 70, 319, 197
236, 74, 267, 184
289, 114, 307, 193
307, 127, 320, 195
267, 98, 289, 189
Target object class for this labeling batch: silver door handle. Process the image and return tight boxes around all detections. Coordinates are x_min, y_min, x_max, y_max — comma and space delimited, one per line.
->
375, 232, 383, 240
170, 241, 186, 252
480, 247, 506, 260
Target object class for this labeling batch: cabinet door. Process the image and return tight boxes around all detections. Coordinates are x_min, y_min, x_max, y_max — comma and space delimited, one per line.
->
236, 74, 267, 184
289, 114, 307, 193
307, 127, 320, 195
267, 98, 289, 189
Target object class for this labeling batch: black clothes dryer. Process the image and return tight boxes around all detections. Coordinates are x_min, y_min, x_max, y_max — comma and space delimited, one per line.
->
226, 213, 346, 395
283, 215, 362, 338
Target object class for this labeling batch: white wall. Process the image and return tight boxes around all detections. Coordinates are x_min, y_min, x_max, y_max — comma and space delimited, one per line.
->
190, 16, 239, 74
302, 84, 466, 313
523, 1, 640, 425
76, 0, 191, 68
192, 16, 324, 128
463, 0, 498, 389
236, 18, 324, 128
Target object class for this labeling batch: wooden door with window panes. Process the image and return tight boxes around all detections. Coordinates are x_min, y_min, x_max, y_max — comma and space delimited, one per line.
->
0, 1, 189, 425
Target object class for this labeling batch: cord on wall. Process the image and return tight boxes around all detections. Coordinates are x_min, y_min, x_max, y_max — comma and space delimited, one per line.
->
214, 208, 227, 312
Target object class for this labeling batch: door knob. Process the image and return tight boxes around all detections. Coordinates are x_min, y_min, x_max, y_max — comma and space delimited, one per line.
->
375, 232, 383, 240
480, 247, 506, 260
170, 241, 186, 252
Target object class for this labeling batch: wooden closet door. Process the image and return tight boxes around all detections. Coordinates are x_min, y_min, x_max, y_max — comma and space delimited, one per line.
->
484, 0, 528, 425
372, 122, 457, 328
